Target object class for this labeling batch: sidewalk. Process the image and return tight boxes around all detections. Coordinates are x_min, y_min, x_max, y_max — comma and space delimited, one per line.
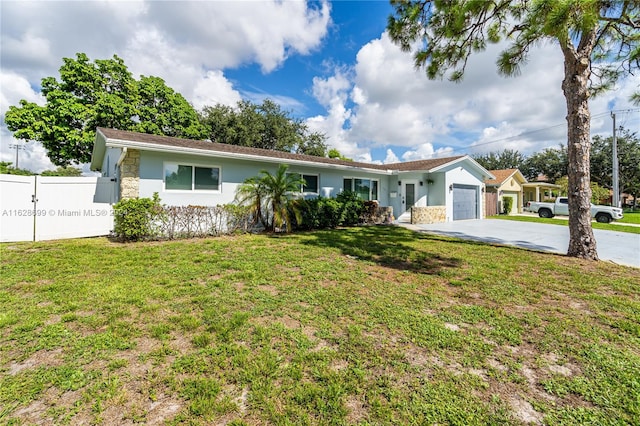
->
515, 212, 640, 227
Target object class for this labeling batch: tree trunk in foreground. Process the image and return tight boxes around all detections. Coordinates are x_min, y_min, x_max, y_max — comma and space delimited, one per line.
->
561, 40, 598, 260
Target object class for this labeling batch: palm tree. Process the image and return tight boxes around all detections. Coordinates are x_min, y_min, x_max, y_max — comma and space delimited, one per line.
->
236, 164, 304, 232
234, 176, 268, 229
259, 164, 304, 232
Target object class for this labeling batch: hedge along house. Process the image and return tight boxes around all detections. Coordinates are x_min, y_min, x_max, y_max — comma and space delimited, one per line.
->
90, 128, 494, 223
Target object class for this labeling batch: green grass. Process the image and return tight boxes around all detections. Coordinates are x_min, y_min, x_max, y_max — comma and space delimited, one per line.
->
619, 210, 640, 224
1, 227, 639, 425
490, 214, 640, 233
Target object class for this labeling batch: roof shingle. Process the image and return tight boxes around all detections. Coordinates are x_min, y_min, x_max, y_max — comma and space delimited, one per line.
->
485, 169, 525, 185
97, 127, 467, 173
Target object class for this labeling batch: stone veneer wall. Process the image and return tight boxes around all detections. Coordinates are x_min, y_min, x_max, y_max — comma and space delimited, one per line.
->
120, 149, 140, 199
371, 206, 394, 224
411, 206, 446, 224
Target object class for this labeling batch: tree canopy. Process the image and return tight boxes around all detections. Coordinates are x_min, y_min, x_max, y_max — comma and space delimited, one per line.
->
5, 53, 206, 166
474, 129, 640, 206
472, 149, 526, 172
522, 146, 569, 183
0, 162, 34, 176
388, 0, 639, 260
40, 166, 83, 177
199, 99, 328, 156
472, 147, 568, 183
590, 128, 640, 201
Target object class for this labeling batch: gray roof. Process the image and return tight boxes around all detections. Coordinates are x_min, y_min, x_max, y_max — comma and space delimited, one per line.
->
94, 127, 472, 173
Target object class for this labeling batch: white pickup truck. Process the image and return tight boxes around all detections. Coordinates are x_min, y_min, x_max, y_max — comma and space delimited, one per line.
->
526, 197, 624, 223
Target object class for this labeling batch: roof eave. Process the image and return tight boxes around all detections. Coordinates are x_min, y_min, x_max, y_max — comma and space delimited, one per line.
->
104, 138, 393, 175
428, 155, 495, 179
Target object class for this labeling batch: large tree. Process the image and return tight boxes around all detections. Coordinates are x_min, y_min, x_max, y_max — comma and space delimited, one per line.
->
199, 99, 328, 156
388, 0, 639, 260
521, 146, 569, 182
5, 53, 206, 166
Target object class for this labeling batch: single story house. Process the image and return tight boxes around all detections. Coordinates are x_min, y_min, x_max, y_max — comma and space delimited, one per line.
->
90, 128, 494, 223
485, 169, 528, 214
522, 181, 561, 204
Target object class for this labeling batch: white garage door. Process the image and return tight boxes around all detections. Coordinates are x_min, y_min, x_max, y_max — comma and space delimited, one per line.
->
453, 184, 478, 220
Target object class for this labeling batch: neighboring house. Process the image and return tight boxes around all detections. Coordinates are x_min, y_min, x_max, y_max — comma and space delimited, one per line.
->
485, 169, 528, 215
90, 128, 494, 223
522, 175, 561, 205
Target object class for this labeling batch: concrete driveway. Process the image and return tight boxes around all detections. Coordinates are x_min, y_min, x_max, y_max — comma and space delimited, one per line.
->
402, 219, 640, 268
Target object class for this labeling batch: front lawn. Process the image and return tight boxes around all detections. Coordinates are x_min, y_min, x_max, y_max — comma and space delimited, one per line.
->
1, 227, 639, 425
490, 214, 640, 234
619, 210, 640, 224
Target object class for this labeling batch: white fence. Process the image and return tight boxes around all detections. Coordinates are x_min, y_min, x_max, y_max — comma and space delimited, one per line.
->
0, 174, 117, 242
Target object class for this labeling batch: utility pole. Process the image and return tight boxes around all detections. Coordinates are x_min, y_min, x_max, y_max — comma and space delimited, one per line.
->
610, 112, 620, 208
8, 143, 24, 169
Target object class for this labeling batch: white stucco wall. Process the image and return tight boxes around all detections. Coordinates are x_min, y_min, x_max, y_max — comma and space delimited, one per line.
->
101, 147, 121, 179
137, 150, 391, 207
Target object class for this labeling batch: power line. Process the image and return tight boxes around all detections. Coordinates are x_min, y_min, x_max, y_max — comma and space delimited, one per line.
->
455, 108, 640, 153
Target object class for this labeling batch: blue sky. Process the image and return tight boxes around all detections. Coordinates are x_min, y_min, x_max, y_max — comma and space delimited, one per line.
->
1, 0, 638, 172
225, 1, 394, 116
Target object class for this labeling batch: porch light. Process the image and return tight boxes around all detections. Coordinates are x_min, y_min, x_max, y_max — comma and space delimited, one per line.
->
419, 181, 423, 186
449, 184, 453, 192
398, 181, 402, 186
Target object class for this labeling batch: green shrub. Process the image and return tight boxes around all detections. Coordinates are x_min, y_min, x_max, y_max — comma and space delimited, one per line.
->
113, 193, 163, 241
320, 197, 343, 228
336, 191, 366, 226
502, 196, 513, 215
291, 199, 316, 231
292, 197, 342, 230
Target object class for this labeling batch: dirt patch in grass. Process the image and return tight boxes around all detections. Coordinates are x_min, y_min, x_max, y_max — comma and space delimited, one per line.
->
344, 395, 368, 424
508, 395, 543, 425
7, 348, 65, 375
257, 284, 279, 296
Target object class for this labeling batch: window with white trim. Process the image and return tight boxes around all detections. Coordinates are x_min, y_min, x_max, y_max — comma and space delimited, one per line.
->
343, 177, 379, 201
164, 163, 220, 191
289, 173, 319, 194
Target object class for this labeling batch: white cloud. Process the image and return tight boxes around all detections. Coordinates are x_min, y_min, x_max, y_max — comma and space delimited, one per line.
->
1, 0, 332, 171
1, 0, 331, 113
308, 30, 639, 161
141, 1, 330, 73
0, 127, 55, 173
402, 144, 454, 161
0, 71, 45, 115
306, 71, 359, 157
468, 122, 538, 155
191, 71, 242, 110
1, 0, 637, 172
383, 149, 399, 164
312, 71, 352, 108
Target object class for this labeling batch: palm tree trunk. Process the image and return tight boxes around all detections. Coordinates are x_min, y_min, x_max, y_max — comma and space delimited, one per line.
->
560, 33, 598, 260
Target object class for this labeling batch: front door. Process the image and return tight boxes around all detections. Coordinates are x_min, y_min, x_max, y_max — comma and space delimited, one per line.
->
403, 182, 416, 214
